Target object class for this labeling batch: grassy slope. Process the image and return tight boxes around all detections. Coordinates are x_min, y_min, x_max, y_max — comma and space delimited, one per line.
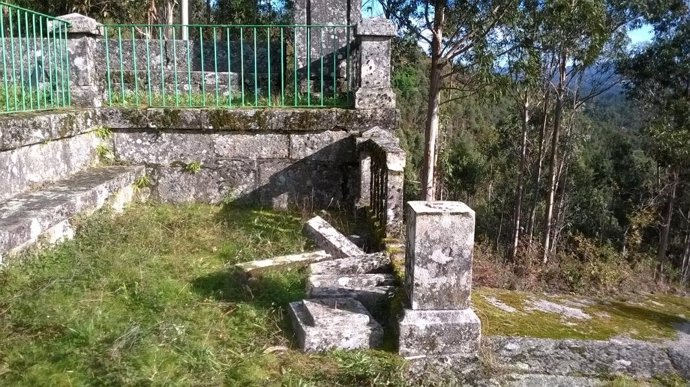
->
0, 203, 403, 386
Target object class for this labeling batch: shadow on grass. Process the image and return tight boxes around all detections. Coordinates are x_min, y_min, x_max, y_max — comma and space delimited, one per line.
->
607, 302, 690, 332
191, 268, 308, 346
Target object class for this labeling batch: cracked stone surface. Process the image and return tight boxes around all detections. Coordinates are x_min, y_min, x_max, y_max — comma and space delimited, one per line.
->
288, 297, 383, 353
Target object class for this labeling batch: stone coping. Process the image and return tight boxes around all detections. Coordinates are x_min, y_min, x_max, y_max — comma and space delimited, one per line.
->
0, 107, 399, 151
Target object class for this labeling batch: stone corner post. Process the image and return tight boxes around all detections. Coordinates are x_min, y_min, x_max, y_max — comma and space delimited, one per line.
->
59, 13, 104, 108
398, 201, 482, 359
355, 18, 396, 109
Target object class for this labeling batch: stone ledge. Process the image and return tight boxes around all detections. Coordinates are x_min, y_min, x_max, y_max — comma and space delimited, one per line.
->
0, 110, 100, 151
308, 252, 391, 275
0, 166, 144, 262
488, 336, 679, 379
101, 107, 399, 132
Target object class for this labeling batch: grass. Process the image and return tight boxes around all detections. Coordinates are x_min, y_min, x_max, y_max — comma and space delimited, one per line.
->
0, 203, 404, 386
473, 287, 690, 341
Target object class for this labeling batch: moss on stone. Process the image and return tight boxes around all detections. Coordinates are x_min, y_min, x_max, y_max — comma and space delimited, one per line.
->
473, 287, 690, 342
58, 113, 76, 138
121, 108, 148, 128
149, 108, 182, 128
208, 109, 246, 130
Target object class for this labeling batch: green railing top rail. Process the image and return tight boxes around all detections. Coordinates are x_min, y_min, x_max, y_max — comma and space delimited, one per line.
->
0, 2, 71, 26
103, 23, 354, 28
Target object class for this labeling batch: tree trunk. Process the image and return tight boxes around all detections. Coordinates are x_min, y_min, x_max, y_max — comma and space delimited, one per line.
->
543, 52, 566, 263
681, 223, 690, 285
421, 4, 445, 201
528, 95, 549, 242
656, 168, 678, 280
165, 0, 175, 39
510, 95, 530, 260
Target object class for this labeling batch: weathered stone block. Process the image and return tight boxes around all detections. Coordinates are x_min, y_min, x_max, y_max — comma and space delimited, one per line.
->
398, 308, 481, 359
113, 131, 215, 166
150, 162, 256, 203
60, 13, 104, 36
235, 250, 331, 275
309, 252, 391, 275
355, 87, 396, 109
214, 133, 289, 159
405, 201, 475, 310
307, 274, 396, 322
288, 298, 383, 353
308, 273, 396, 289
257, 160, 348, 209
305, 216, 365, 258
0, 133, 100, 201
289, 131, 354, 161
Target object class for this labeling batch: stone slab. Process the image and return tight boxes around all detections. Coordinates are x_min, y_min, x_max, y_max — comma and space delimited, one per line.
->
308, 284, 395, 323
304, 216, 365, 258
302, 298, 372, 326
0, 166, 144, 262
308, 252, 391, 275
398, 308, 481, 359
488, 336, 678, 379
288, 297, 383, 353
308, 273, 396, 289
235, 250, 332, 274
405, 201, 475, 310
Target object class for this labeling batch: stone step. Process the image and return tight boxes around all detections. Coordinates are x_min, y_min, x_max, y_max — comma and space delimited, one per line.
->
308, 252, 390, 275
306, 274, 396, 323
0, 166, 144, 262
288, 297, 383, 353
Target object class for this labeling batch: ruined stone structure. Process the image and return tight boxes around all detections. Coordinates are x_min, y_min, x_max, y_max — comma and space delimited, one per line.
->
0, 13, 404, 263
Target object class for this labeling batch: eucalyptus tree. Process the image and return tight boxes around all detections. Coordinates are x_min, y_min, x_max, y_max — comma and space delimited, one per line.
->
619, 10, 690, 279
379, 0, 516, 201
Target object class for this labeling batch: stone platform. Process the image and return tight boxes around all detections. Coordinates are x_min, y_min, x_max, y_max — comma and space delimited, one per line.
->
0, 166, 143, 263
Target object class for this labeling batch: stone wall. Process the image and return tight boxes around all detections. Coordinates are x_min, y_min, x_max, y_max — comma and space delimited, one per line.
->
0, 107, 398, 211
101, 107, 398, 209
0, 110, 102, 201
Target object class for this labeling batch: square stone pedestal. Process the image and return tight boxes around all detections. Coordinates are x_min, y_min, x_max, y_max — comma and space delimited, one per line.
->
288, 297, 383, 353
398, 308, 481, 359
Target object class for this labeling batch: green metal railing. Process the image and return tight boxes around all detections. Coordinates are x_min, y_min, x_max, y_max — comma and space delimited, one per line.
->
0, 2, 71, 114
102, 24, 356, 108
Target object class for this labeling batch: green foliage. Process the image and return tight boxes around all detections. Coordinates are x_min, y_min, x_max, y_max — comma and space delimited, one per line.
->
183, 160, 203, 174
96, 144, 115, 163
133, 175, 151, 190
94, 126, 113, 140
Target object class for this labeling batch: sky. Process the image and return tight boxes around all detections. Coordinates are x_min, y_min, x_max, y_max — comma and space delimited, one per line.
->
628, 24, 654, 44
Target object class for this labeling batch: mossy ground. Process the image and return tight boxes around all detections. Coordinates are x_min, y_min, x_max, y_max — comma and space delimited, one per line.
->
0, 203, 403, 386
473, 287, 690, 341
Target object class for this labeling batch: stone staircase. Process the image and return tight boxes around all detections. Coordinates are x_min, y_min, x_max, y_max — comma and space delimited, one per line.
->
0, 165, 144, 263
288, 217, 398, 352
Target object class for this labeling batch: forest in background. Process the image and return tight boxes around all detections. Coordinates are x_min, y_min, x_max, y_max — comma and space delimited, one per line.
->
12, 0, 690, 293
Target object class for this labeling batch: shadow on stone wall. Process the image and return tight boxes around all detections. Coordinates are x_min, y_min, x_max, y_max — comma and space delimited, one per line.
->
125, 133, 358, 212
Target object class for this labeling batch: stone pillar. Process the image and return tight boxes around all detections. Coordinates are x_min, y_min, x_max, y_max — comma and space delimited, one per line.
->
293, 0, 361, 93
59, 13, 104, 108
355, 19, 396, 109
398, 201, 481, 359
